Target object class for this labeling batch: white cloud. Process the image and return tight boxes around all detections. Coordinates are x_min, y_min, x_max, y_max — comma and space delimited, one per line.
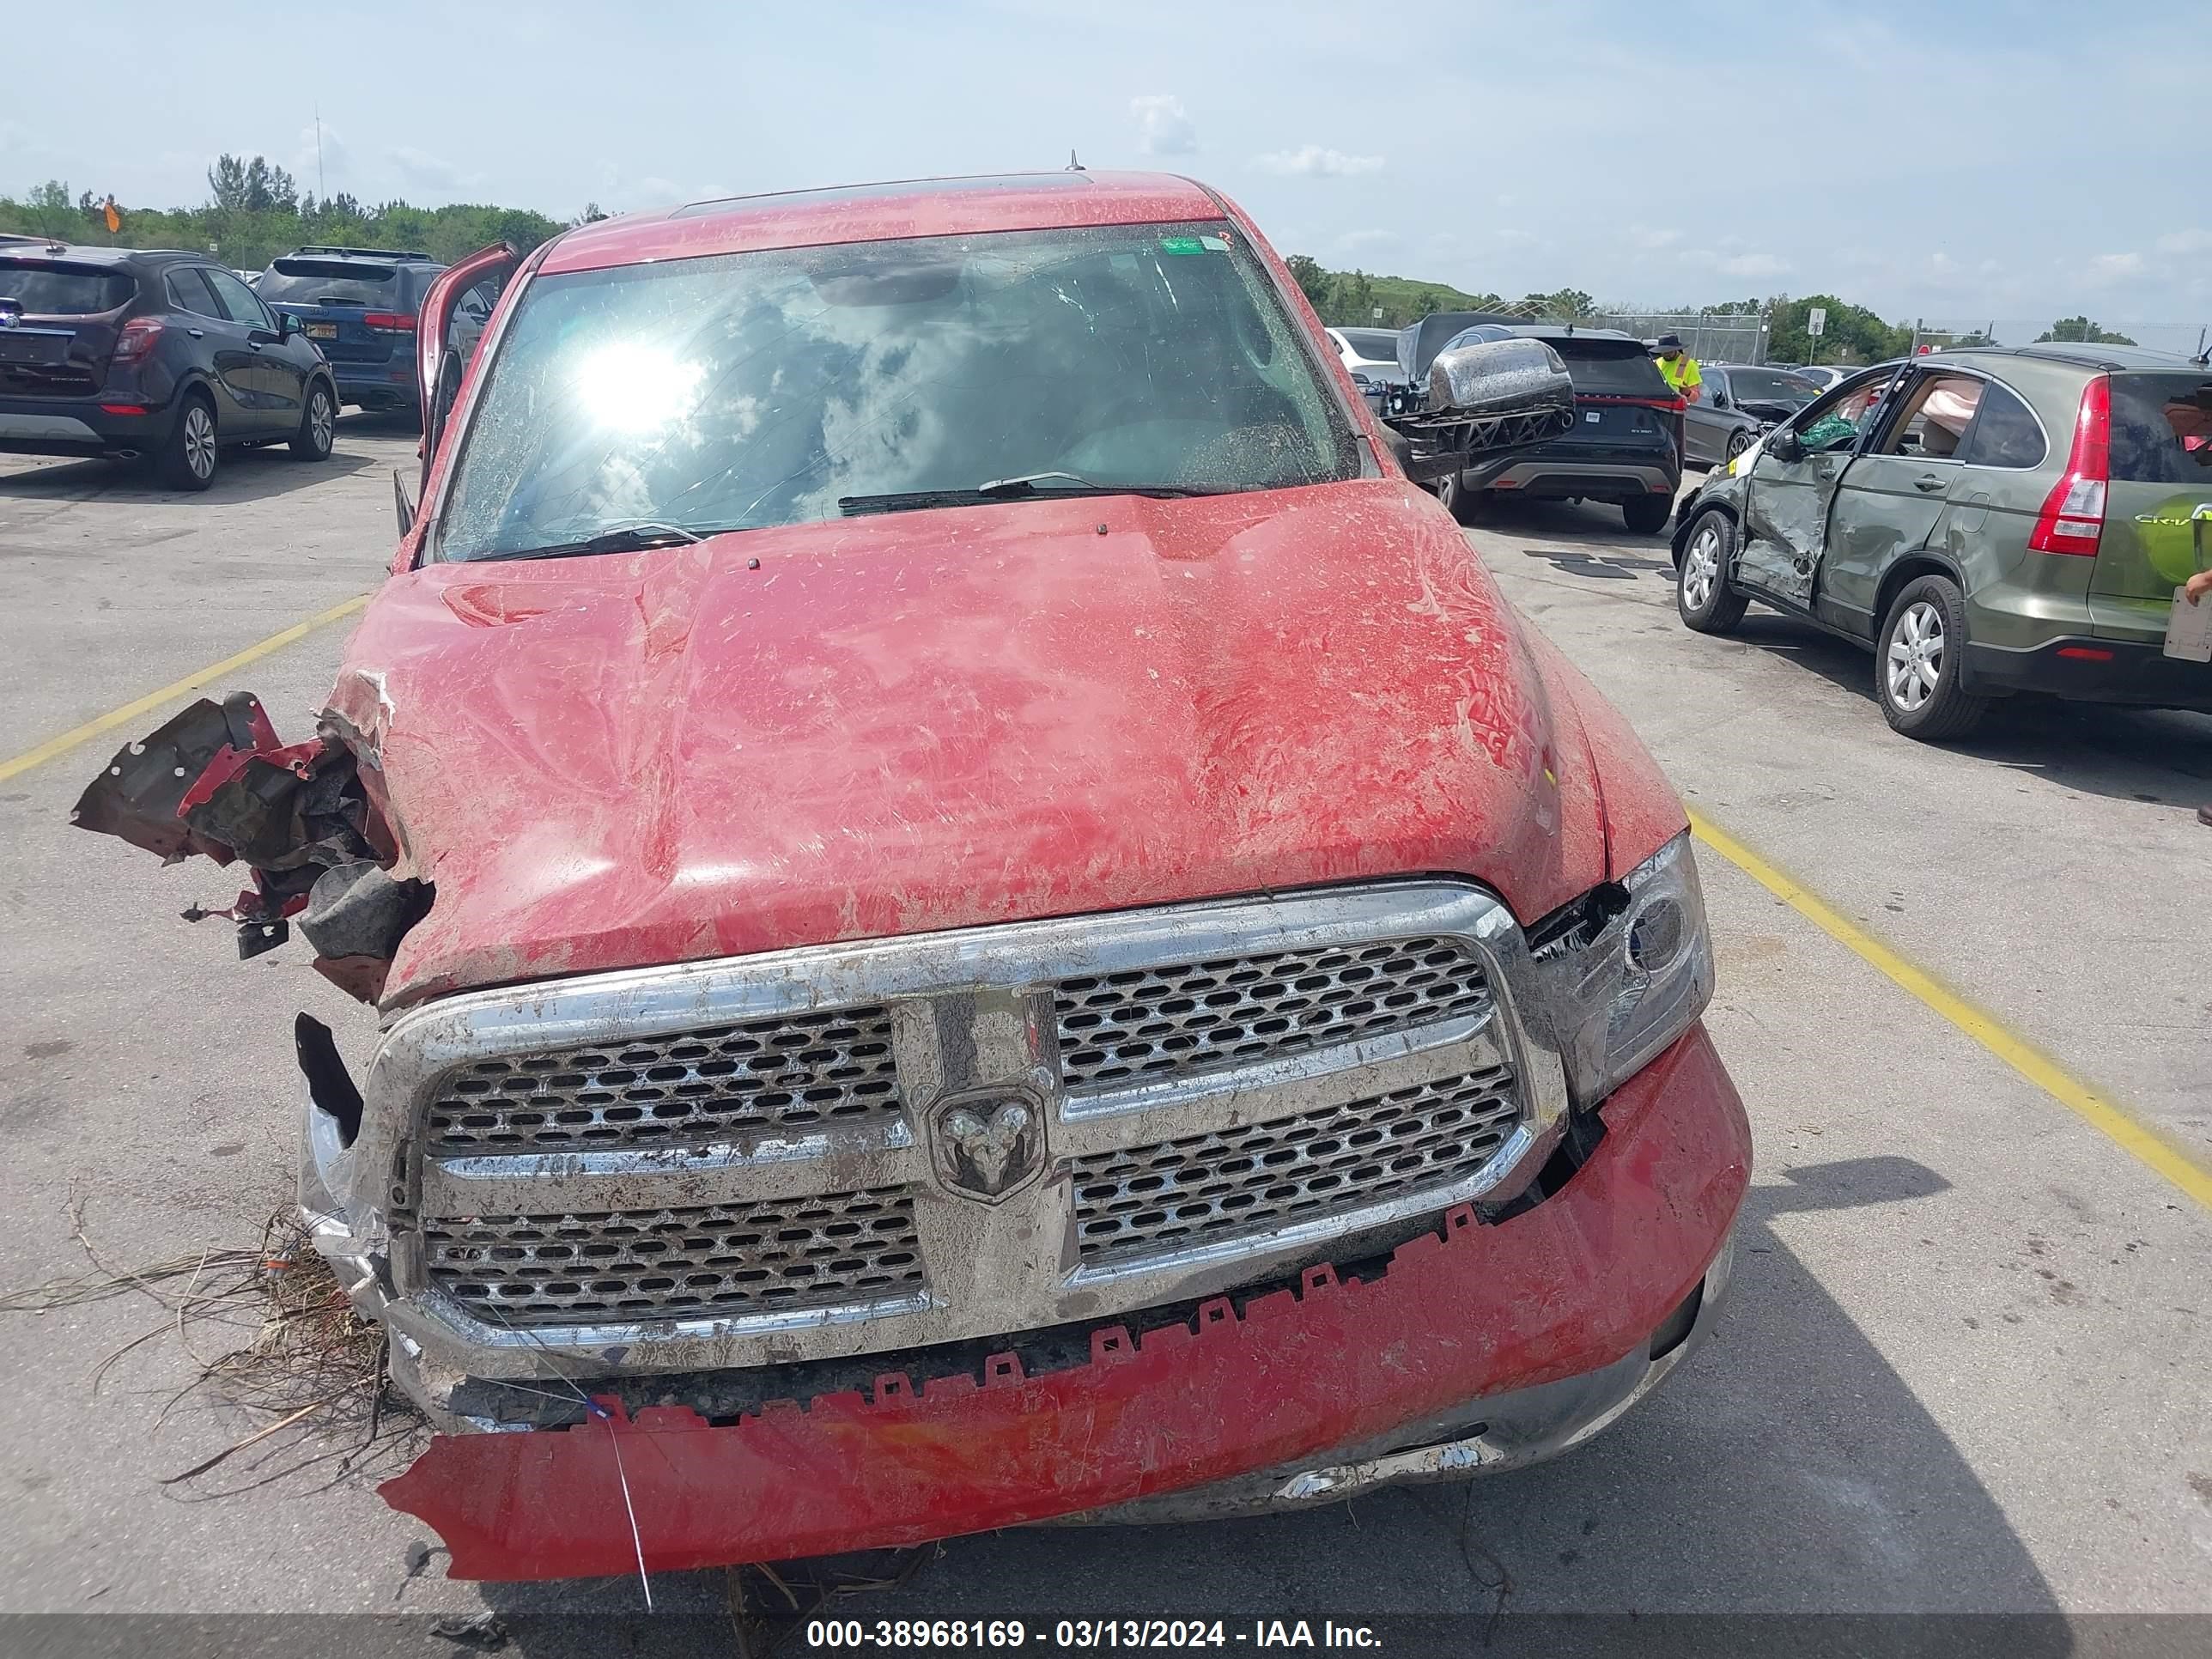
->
1630, 225, 1681, 252
1130, 94, 1197, 157
1253, 145, 1383, 178
387, 145, 462, 192
1717, 252, 1791, 280
1333, 228, 1401, 255
2154, 229, 2212, 255
2080, 251, 2143, 286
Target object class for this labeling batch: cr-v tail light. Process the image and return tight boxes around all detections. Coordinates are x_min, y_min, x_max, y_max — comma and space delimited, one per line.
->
110, 316, 165, 367
2027, 375, 2111, 556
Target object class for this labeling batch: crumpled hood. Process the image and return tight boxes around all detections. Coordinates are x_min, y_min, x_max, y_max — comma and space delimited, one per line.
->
328, 480, 1610, 1004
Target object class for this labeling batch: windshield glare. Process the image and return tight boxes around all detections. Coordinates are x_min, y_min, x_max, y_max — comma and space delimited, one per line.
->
437, 222, 1362, 561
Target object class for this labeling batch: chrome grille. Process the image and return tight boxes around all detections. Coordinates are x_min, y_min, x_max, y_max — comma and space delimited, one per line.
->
1054, 937, 1491, 1091
424, 1188, 925, 1326
1066, 1066, 1522, 1265
424, 1005, 901, 1152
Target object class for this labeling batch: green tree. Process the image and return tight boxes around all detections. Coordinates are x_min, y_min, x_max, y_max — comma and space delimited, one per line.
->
1285, 253, 1332, 310
1337, 270, 1376, 325
2036, 315, 2136, 345
1768, 295, 1910, 364
16, 179, 76, 239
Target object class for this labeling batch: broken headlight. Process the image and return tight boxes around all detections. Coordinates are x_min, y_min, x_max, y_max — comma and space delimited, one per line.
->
1526, 832, 1715, 1106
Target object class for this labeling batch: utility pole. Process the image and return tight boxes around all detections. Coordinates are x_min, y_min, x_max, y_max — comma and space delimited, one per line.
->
315, 107, 325, 198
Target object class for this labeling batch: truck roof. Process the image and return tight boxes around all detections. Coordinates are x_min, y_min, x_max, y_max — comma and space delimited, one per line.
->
540, 171, 1229, 275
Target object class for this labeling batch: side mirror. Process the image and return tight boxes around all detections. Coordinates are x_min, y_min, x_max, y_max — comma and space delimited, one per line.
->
1766, 428, 1803, 463
1385, 337, 1577, 483
277, 311, 303, 341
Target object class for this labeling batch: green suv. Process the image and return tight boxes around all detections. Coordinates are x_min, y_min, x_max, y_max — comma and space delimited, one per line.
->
1668, 344, 2212, 739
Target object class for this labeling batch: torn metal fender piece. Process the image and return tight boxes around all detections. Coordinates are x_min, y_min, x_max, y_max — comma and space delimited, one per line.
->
72, 689, 423, 1000
70, 695, 266, 864
379, 1025, 1750, 1582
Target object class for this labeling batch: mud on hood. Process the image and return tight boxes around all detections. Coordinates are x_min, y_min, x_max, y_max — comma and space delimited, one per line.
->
325, 480, 1609, 1004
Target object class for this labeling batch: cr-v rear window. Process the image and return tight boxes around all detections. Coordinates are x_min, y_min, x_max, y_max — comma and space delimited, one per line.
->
0, 260, 135, 314
256, 259, 404, 307
2108, 373, 2212, 484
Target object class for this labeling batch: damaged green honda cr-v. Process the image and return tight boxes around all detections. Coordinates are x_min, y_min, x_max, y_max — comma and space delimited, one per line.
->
1668, 343, 2212, 739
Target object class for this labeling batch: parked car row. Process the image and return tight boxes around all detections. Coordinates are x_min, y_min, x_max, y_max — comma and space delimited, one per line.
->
0, 239, 513, 489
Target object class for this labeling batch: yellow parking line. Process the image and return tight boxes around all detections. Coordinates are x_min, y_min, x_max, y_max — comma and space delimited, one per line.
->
0, 592, 370, 786
1687, 807, 2212, 1212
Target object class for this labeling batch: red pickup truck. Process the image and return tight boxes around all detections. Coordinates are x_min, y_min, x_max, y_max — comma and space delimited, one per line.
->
76, 172, 1749, 1580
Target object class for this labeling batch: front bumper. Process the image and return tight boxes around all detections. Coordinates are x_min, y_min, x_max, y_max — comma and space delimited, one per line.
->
376, 1022, 1750, 1580
1960, 635, 2212, 710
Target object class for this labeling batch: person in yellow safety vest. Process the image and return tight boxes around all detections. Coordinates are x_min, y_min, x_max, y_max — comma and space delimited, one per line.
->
1653, 334, 1704, 402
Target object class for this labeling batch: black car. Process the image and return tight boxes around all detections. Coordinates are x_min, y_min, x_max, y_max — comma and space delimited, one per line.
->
0, 243, 337, 490
255, 246, 448, 414
1423, 323, 1683, 534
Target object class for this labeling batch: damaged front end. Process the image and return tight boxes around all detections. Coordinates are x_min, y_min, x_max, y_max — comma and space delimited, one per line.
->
71, 690, 432, 1003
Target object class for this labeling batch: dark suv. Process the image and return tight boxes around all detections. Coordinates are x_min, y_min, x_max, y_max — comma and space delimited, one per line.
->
0, 242, 337, 489
1431, 325, 1683, 534
255, 246, 447, 415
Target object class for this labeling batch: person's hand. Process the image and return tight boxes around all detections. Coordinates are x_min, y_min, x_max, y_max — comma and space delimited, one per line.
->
2187, 568, 2212, 605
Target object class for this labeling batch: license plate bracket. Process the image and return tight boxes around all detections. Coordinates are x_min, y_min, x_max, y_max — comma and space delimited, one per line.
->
306, 322, 338, 341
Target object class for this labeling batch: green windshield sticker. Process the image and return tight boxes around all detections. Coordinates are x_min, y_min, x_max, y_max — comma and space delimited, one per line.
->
1158, 235, 1207, 255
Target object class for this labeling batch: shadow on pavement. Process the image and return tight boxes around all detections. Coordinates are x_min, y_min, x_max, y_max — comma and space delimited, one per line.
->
456, 1156, 2071, 1656
0, 444, 375, 507
1724, 614, 2212, 806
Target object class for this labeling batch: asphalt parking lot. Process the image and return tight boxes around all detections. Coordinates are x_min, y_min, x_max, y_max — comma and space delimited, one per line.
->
2, 434, 2209, 1650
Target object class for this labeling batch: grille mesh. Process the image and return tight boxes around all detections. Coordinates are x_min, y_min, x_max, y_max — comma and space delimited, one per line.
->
1067, 1067, 1522, 1265
424, 1006, 901, 1152
425, 1188, 924, 1326
1054, 937, 1490, 1091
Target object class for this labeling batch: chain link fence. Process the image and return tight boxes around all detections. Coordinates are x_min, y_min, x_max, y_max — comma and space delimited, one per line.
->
1580, 308, 1771, 365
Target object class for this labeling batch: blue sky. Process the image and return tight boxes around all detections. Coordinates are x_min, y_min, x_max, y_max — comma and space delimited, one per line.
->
4, 0, 2205, 340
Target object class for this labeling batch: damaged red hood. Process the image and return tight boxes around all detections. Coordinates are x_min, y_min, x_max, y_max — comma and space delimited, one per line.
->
328, 480, 1609, 1004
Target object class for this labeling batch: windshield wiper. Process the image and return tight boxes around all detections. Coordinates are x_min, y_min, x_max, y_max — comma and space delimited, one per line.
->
975, 471, 1218, 499
840, 474, 1222, 517
471, 521, 705, 562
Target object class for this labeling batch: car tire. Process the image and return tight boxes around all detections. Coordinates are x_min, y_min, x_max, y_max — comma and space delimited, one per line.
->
1876, 574, 1990, 741
1435, 469, 1480, 526
290, 380, 336, 462
154, 392, 218, 492
1724, 428, 1753, 463
1675, 508, 1749, 634
1622, 495, 1672, 536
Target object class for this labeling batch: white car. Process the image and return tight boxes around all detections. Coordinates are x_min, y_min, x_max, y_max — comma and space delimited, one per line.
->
1328, 325, 1404, 393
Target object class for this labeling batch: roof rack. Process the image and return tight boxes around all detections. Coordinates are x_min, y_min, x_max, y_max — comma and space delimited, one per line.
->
287, 244, 435, 262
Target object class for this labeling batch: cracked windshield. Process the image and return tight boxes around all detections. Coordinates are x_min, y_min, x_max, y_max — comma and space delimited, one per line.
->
436, 222, 1360, 560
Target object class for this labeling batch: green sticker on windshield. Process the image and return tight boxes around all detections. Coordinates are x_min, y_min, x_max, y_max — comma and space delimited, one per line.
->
1158, 236, 1207, 255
